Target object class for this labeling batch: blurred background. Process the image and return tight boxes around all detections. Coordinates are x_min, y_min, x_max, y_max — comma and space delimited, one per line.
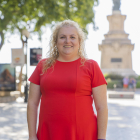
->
0, 0, 140, 140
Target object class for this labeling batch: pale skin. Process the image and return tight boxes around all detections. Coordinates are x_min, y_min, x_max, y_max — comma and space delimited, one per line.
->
56, 26, 80, 62
92, 84, 108, 139
27, 83, 41, 140
27, 26, 108, 140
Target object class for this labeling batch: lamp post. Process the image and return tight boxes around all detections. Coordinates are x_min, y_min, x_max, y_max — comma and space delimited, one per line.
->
22, 29, 30, 103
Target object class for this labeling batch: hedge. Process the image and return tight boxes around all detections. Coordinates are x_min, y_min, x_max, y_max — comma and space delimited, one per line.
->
106, 79, 123, 89
104, 73, 124, 80
136, 81, 140, 88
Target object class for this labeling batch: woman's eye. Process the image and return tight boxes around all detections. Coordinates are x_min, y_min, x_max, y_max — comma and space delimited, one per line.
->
71, 37, 75, 39
60, 37, 65, 38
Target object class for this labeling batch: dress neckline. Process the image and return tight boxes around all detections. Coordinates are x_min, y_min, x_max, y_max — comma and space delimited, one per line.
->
56, 58, 80, 63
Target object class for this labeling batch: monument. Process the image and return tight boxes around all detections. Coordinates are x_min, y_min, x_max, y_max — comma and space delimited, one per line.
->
98, 0, 137, 76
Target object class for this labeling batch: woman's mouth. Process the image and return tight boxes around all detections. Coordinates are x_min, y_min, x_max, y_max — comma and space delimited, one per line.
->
63, 46, 73, 48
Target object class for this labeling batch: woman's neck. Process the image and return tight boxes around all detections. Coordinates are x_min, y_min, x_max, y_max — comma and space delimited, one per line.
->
57, 55, 80, 62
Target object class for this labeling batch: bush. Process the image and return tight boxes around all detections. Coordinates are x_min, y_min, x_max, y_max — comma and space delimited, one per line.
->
137, 75, 140, 80
129, 75, 138, 79
136, 81, 140, 88
107, 82, 114, 89
104, 73, 140, 89
106, 79, 123, 89
104, 73, 124, 80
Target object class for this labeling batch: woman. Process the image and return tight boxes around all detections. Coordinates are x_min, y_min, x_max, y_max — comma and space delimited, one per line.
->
27, 20, 108, 140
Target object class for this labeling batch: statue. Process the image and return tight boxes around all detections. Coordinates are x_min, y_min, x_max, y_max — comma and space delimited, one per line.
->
113, 0, 121, 11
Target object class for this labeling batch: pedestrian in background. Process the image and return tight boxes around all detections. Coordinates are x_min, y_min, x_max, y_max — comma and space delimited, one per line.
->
132, 78, 136, 91
128, 78, 134, 91
123, 76, 129, 90
27, 20, 108, 140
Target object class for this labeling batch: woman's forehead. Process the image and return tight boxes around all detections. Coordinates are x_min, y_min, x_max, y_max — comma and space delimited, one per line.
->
58, 26, 78, 36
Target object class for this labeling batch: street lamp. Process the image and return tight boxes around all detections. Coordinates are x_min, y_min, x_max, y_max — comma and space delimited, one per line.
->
22, 29, 30, 102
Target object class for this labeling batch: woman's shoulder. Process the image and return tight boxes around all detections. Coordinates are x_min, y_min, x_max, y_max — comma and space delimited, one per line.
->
39, 58, 47, 62
37, 58, 48, 69
85, 59, 96, 63
38, 58, 48, 64
80, 59, 101, 72
84, 58, 98, 66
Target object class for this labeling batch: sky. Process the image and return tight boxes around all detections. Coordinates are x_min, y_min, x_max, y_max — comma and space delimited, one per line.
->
0, 0, 140, 78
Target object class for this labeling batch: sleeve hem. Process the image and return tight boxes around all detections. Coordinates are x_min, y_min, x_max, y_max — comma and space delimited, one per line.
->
92, 82, 107, 88
28, 79, 40, 85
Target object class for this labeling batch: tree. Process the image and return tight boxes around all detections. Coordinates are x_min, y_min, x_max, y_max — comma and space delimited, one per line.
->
0, 0, 98, 49
0, 0, 99, 93
0, 0, 42, 93
34, 0, 99, 31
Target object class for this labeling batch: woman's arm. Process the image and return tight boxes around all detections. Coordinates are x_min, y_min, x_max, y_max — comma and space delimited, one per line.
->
27, 82, 41, 140
92, 84, 108, 139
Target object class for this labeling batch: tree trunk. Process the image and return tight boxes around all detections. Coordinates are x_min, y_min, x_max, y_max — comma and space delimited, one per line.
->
0, 31, 4, 50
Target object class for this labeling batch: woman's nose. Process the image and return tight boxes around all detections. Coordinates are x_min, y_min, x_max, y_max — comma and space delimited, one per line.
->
65, 37, 70, 43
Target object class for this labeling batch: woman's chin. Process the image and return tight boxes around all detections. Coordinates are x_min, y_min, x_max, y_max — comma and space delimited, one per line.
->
62, 51, 73, 55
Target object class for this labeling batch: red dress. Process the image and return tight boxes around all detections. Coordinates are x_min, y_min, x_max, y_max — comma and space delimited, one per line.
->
29, 58, 107, 140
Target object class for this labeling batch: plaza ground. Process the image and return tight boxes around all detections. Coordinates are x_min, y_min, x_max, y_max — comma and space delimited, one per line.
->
0, 90, 140, 140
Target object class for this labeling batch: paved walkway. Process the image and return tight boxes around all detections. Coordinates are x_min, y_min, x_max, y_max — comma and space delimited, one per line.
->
0, 100, 28, 140
0, 90, 140, 140
106, 91, 140, 140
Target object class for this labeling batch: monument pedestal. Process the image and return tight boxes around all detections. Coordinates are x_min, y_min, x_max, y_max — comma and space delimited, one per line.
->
102, 68, 137, 77
108, 91, 134, 99
98, 10, 137, 77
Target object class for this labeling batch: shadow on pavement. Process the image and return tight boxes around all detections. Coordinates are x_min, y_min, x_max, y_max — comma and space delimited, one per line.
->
0, 101, 28, 140
107, 101, 140, 140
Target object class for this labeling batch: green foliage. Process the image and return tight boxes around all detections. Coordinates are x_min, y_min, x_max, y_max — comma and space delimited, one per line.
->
105, 73, 123, 89
129, 75, 138, 79
0, 0, 99, 49
104, 73, 124, 80
105, 73, 140, 89
107, 81, 115, 89
106, 78, 123, 89
137, 75, 140, 80
136, 81, 140, 88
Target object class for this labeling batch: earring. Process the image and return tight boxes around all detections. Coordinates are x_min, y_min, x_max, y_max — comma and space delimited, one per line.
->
55, 47, 58, 55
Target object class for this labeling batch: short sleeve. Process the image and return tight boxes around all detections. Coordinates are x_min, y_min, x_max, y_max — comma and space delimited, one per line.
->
28, 59, 44, 85
91, 60, 107, 88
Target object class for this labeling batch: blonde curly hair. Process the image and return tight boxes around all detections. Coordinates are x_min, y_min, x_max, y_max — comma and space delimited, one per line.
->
43, 19, 87, 73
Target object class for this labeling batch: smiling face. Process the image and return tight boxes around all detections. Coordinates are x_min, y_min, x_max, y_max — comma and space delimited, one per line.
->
56, 26, 80, 61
